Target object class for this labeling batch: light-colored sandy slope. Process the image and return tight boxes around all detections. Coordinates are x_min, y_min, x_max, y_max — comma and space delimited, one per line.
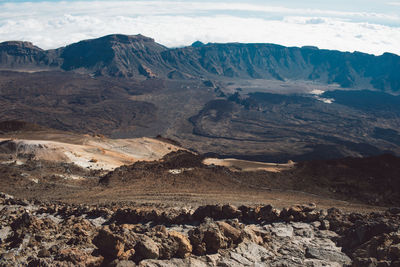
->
203, 158, 295, 172
0, 136, 181, 171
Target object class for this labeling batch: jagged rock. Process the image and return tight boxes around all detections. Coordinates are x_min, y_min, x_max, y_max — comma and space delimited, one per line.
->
201, 226, 227, 254
188, 219, 247, 256
160, 208, 192, 224
0, 252, 16, 264
292, 222, 314, 238
134, 235, 160, 261
242, 225, 264, 245
11, 211, 32, 230
112, 208, 163, 224
305, 247, 352, 265
352, 257, 378, 267
279, 204, 320, 222
216, 221, 242, 245
1, 198, 400, 266
189, 219, 227, 255
38, 248, 51, 258
325, 207, 351, 233
377, 261, 391, 267
55, 248, 103, 266
238, 205, 258, 222
192, 205, 223, 221
227, 242, 273, 265
302, 203, 317, 212
27, 258, 53, 267
119, 249, 136, 261
268, 223, 294, 238
0, 226, 11, 244
221, 204, 241, 219
388, 207, 400, 215
340, 218, 399, 256
320, 220, 330, 230
257, 204, 280, 222
139, 258, 207, 267
93, 229, 125, 259
109, 259, 137, 267
168, 231, 192, 258
390, 244, 400, 260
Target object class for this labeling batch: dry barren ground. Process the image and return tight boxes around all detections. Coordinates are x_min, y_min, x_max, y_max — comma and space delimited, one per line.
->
203, 158, 295, 172
0, 131, 181, 171
0, 122, 397, 214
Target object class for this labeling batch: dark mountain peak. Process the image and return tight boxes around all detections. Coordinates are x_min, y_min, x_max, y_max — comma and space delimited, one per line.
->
301, 45, 319, 50
60, 33, 167, 77
98, 34, 156, 44
0, 40, 52, 68
62, 33, 164, 51
0, 34, 399, 91
380, 52, 399, 58
0, 41, 42, 50
191, 41, 205, 47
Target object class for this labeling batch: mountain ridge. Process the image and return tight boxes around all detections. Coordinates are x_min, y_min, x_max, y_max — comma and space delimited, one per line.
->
1, 34, 400, 92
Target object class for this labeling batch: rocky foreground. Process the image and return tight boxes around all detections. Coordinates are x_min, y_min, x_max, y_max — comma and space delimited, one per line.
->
0, 193, 400, 267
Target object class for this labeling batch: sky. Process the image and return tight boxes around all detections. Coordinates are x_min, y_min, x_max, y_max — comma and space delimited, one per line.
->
0, 0, 400, 55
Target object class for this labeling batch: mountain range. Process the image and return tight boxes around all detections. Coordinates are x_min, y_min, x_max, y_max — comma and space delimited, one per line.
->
1, 34, 400, 92
1, 34, 400, 161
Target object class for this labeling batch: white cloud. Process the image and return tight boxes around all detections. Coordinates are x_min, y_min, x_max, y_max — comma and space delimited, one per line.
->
0, 1, 399, 56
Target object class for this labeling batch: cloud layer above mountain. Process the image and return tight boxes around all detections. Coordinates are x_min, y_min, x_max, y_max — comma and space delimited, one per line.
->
0, 1, 399, 55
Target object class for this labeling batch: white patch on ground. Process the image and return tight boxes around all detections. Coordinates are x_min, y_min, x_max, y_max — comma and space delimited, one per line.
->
315, 96, 334, 104
55, 174, 84, 180
310, 89, 325, 95
168, 168, 194, 175
0, 136, 182, 171
203, 158, 295, 172
309, 89, 334, 104
36, 214, 63, 224
87, 216, 108, 227
0, 226, 11, 241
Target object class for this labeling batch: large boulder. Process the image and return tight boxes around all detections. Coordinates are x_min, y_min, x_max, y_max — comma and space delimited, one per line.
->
188, 219, 246, 255
134, 235, 160, 261
168, 231, 192, 258
92, 229, 125, 259
257, 205, 280, 222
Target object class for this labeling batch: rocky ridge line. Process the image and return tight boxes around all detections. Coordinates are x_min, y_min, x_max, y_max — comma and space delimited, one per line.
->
1, 193, 400, 266
1, 34, 400, 92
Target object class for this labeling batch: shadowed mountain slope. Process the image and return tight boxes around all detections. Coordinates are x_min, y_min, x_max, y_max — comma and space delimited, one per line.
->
1, 34, 400, 92
100, 151, 400, 206
1, 34, 400, 161
60, 34, 168, 78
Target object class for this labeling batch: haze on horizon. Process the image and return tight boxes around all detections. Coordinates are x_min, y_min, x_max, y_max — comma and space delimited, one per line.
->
0, 0, 400, 55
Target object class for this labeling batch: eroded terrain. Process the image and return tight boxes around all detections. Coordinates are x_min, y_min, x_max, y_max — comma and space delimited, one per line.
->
1, 193, 400, 266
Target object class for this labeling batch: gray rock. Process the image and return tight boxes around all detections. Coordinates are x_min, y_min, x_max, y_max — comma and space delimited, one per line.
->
304, 259, 342, 267
228, 251, 254, 265
291, 222, 313, 238
305, 247, 351, 265
269, 223, 293, 238
110, 260, 137, 267
135, 236, 160, 260
0, 226, 11, 243
139, 258, 207, 267
229, 242, 273, 264
92, 229, 125, 259
388, 207, 400, 215
38, 248, 51, 258
320, 220, 330, 230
